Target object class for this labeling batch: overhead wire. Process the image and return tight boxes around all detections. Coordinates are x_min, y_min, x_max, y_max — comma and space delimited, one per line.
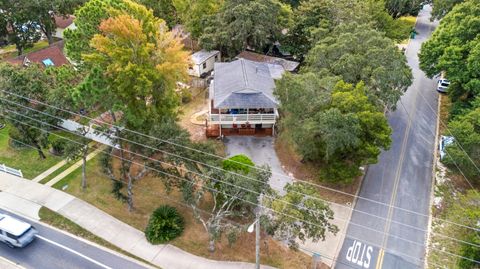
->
1, 93, 480, 236
1, 112, 478, 268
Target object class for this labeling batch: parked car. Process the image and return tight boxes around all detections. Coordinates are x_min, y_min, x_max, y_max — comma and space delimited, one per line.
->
437, 79, 450, 93
0, 214, 38, 248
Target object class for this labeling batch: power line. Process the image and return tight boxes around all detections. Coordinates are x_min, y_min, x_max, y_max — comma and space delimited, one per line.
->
3, 100, 480, 250
413, 89, 480, 194
2, 93, 480, 237
1, 113, 478, 267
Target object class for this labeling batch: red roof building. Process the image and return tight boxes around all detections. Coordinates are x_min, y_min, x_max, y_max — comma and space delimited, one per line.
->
6, 42, 69, 68
54, 15, 75, 29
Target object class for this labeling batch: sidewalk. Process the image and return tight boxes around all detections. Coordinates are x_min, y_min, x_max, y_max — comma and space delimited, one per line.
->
45, 146, 104, 187
0, 172, 275, 269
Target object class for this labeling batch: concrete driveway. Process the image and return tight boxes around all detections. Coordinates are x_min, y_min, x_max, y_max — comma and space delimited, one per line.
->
224, 136, 353, 268
224, 136, 292, 192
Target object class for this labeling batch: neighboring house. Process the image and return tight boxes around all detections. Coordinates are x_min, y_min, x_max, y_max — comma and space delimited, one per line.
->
54, 15, 76, 39
236, 50, 300, 72
6, 42, 70, 68
207, 58, 283, 137
188, 50, 221, 78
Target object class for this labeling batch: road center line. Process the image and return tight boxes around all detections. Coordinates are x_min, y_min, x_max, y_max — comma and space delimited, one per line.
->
36, 235, 113, 269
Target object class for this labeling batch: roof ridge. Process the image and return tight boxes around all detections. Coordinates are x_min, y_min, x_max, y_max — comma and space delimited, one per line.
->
241, 59, 249, 88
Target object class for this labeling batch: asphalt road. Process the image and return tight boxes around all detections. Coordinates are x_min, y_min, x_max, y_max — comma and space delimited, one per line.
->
0, 209, 150, 269
335, 5, 439, 269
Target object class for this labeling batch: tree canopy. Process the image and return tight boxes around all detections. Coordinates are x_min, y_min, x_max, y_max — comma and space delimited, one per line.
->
199, 0, 292, 57
431, 0, 465, 19
172, 0, 223, 39
0, 63, 60, 159
264, 182, 338, 249
80, 0, 189, 129
275, 76, 391, 183
306, 23, 412, 111
419, 0, 480, 103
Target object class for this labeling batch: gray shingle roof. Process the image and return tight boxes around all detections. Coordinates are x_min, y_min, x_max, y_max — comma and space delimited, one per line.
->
213, 59, 280, 109
191, 50, 220, 65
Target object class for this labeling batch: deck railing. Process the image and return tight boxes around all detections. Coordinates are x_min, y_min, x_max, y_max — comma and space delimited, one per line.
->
209, 113, 276, 123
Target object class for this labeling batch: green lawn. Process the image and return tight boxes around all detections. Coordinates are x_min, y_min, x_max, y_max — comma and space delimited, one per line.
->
0, 39, 53, 60
0, 125, 62, 179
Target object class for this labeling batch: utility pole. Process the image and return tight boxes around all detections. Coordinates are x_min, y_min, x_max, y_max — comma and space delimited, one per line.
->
255, 211, 260, 269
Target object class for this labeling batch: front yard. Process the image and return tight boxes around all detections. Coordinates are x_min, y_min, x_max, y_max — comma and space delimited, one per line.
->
274, 130, 362, 205
54, 156, 312, 269
0, 124, 62, 179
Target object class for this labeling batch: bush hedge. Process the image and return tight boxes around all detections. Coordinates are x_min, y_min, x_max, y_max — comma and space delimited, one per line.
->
145, 205, 185, 244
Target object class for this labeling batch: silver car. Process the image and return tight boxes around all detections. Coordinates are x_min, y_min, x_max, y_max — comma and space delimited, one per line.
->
437, 79, 450, 93
0, 214, 38, 248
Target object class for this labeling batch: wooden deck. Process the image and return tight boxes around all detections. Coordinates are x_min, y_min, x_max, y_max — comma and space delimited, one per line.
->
206, 125, 273, 138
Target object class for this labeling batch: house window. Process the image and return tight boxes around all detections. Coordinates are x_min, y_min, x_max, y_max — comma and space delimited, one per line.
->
202, 62, 207, 69
215, 54, 219, 61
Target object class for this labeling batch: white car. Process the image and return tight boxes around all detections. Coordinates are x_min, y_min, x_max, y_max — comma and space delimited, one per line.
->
0, 214, 38, 248
437, 79, 450, 93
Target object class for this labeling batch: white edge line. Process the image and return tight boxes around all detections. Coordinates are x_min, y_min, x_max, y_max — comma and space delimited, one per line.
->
36, 235, 113, 269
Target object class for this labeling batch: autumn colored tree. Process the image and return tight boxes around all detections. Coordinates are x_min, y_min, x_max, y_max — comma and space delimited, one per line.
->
79, 0, 189, 211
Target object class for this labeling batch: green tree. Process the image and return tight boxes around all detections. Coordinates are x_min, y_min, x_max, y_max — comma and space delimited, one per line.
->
281, 0, 336, 59
172, 0, 223, 38
138, 0, 177, 27
182, 163, 271, 252
73, 0, 189, 211
442, 107, 480, 182
306, 23, 412, 111
84, 9, 189, 129
275, 76, 391, 183
431, 0, 464, 19
0, 63, 60, 159
63, 0, 126, 63
419, 0, 480, 103
199, 0, 292, 57
31, 0, 86, 45
0, 1, 41, 56
384, 0, 423, 18
263, 182, 338, 249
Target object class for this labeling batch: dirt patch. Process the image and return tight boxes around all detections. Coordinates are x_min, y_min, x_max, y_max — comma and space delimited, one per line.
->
178, 88, 208, 142
275, 132, 361, 205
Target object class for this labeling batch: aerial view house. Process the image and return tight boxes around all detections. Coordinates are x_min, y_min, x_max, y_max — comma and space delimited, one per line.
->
53, 15, 76, 39
6, 42, 70, 68
207, 58, 283, 137
188, 50, 221, 78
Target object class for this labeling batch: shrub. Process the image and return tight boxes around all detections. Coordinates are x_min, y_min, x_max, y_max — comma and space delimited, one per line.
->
145, 205, 185, 244
50, 139, 67, 156
222, 154, 255, 174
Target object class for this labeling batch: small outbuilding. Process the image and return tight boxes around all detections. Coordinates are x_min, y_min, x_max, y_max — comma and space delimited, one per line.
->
188, 50, 221, 78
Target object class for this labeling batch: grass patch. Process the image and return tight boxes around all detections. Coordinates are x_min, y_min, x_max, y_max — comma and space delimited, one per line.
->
0, 40, 51, 60
59, 156, 311, 268
38, 207, 157, 268
0, 124, 62, 179
38, 161, 71, 184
